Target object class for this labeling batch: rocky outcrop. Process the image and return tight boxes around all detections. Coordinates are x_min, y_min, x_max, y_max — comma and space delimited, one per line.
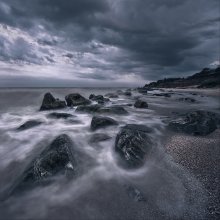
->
65, 93, 91, 107
17, 120, 43, 131
40, 93, 66, 111
47, 112, 74, 119
144, 67, 220, 88
168, 111, 220, 135
13, 134, 77, 193
134, 100, 148, 109
91, 116, 118, 131
115, 124, 152, 168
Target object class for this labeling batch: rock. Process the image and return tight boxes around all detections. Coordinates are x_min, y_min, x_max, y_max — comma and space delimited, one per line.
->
134, 100, 148, 108
168, 111, 219, 135
125, 185, 146, 202
40, 93, 66, 111
137, 88, 148, 95
104, 93, 119, 98
99, 106, 128, 115
115, 124, 152, 168
123, 91, 132, 96
117, 90, 124, 95
65, 93, 91, 107
152, 93, 171, 97
89, 94, 110, 104
91, 116, 118, 131
89, 133, 111, 143
47, 112, 74, 119
75, 104, 102, 113
13, 134, 76, 192
17, 120, 43, 131
178, 97, 196, 102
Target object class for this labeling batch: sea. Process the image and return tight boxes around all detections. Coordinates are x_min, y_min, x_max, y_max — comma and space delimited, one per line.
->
0, 87, 219, 220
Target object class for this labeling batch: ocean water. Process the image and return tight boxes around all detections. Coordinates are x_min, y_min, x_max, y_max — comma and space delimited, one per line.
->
0, 88, 219, 220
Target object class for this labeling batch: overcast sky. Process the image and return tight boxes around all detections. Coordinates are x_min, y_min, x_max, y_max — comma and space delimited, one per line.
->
0, 0, 219, 87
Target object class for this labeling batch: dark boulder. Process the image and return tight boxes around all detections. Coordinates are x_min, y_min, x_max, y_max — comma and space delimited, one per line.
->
99, 106, 128, 115
134, 100, 148, 109
104, 93, 119, 98
91, 116, 118, 131
13, 134, 76, 192
65, 93, 91, 107
115, 124, 152, 168
89, 133, 111, 143
168, 111, 219, 135
75, 104, 102, 113
47, 112, 74, 119
40, 93, 66, 111
17, 120, 43, 131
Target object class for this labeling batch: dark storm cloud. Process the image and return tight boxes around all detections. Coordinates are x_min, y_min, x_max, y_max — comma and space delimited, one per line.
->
0, 0, 219, 85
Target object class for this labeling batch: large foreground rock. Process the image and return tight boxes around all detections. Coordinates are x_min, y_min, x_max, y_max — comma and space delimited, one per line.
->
40, 93, 66, 111
168, 111, 219, 136
91, 116, 118, 131
65, 93, 91, 107
115, 124, 152, 168
13, 134, 76, 192
17, 120, 43, 131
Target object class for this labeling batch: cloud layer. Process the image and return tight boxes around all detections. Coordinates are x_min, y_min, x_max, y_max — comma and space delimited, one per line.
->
0, 0, 219, 86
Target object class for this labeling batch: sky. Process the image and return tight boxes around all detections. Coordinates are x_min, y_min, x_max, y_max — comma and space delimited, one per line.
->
0, 0, 219, 87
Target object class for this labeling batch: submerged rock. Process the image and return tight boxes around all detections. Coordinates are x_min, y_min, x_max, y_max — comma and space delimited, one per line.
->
89, 94, 110, 104
137, 88, 148, 95
115, 124, 152, 168
134, 100, 148, 109
178, 97, 196, 103
125, 185, 146, 202
17, 120, 43, 131
13, 134, 76, 192
99, 106, 128, 115
47, 112, 74, 119
75, 104, 102, 113
104, 93, 119, 98
91, 116, 118, 131
65, 93, 91, 107
89, 133, 111, 143
123, 91, 132, 96
152, 93, 171, 97
40, 93, 66, 111
168, 111, 219, 135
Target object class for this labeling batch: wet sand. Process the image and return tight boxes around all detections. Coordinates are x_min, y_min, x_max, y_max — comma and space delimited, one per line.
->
165, 129, 220, 219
